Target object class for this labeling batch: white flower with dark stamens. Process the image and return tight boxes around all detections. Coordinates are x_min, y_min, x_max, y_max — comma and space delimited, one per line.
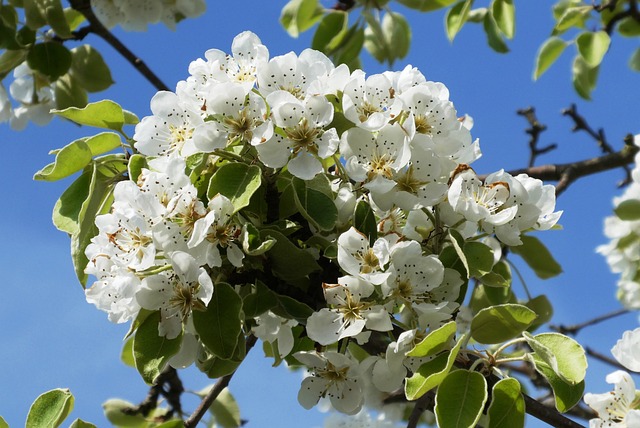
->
447, 165, 517, 227
252, 310, 298, 359
187, 194, 244, 268
337, 227, 391, 285
189, 31, 269, 91
256, 91, 338, 179
612, 328, 640, 373
342, 71, 403, 131
383, 64, 426, 95
585, 370, 640, 427
134, 91, 204, 158
85, 268, 142, 324
307, 276, 391, 345
136, 251, 213, 339
194, 82, 272, 151
295, 351, 364, 414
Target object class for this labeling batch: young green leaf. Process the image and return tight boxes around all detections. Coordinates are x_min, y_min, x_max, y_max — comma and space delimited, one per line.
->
0, 48, 28, 79
471, 304, 537, 344
208, 163, 262, 213
553, 6, 592, 34
524, 294, 553, 331
27, 42, 72, 80
434, 370, 488, 428
630, 47, 640, 72
406, 320, 457, 357
102, 399, 149, 427
209, 388, 242, 428
571, 55, 599, 100
70, 45, 114, 92
524, 332, 587, 385
463, 241, 495, 277
491, 0, 515, 39
68, 419, 97, 428
483, 10, 509, 53
405, 334, 465, 400
529, 356, 585, 412
133, 311, 183, 384
280, 0, 323, 38
33, 138, 92, 181
54, 74, 88, 110
397, 0, 457, 12
382, 11, 411, 63
510, 235, 562, 279
487, 378, 525, 428
480, 259, 512, 288
52, 99, 128, 130
446, 0, 473, 42
26, 389, 74, 428
0, 416, 8, 428
312, 11, 348, 53
576, 31, 610, 68
533, 37, 568, 80
363, 10, 391, 63
615, 199, 640, 220
193, 282, 243, 360
259, 229, 321, 283
291, 177, 338, 231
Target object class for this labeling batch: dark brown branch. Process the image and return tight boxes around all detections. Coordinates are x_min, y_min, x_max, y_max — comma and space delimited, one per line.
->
68, 0, 170, 92
551, 308, 629, 336
332, 0, 356, 11
406, 391, 435, 428
586, 346, 630, 371
523, 394, 586, 428
517, 107, 556, 167
123, 366, 184, 421
184, 335, 258, 428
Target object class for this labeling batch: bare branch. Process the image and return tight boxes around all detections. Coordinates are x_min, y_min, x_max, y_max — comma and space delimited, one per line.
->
68, 0, 170, 92
123, 366, 184, 421
184, 335, 258, 428
551, 308, 630, 336
517, 107, 556, 167
406, 391, 435, 428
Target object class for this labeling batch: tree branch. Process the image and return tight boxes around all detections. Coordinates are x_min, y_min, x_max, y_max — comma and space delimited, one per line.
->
517, 107, 556, 167
551, 308, 630, 336
123, 366, 184, 421
184, 334, 258, 428
523, 394, 586, 428
68, 0, 170, 92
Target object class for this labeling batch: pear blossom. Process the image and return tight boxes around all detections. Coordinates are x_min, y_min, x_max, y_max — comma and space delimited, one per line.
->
136, 251, 213, 339
9, 63, 55, 130
342, 71, 403, 131
85, 266, 142, 324
612, 328, 640, 372
585, 371, 640, 427
337, 227, 392, 285
256, 91, 338, 179
252, 311, 298, 359
295, 351, 364, 414
306, 276, 392, 345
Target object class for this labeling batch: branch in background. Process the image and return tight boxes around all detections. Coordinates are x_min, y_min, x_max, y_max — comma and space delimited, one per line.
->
406, 391, 435, 428
517, 106, 557, 167
551, 308, 630, 336
563, 103, 633, 186
586, 346, 631, 371
68, 0, 170, 92
597, 0, 640, 35
184, 334, 258, 428
332, 0, 356, 11
123, 366, 184, 421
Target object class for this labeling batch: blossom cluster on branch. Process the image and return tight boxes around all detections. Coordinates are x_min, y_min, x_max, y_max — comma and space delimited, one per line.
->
74, 31, 572, 423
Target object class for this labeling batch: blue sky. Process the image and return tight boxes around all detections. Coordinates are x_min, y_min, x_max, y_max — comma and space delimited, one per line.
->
1, 1, 639, 427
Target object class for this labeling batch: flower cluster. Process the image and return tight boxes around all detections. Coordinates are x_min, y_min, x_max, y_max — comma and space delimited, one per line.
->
92, 0, 206, 31
584, 328, 640, 427
83, 31, 561, 416
0, 63, 56, 130
598, 135, 640, 309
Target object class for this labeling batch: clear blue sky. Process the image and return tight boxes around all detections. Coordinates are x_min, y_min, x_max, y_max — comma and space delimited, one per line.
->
1, 1, 639, 427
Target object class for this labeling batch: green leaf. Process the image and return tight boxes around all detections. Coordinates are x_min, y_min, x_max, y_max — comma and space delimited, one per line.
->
510, 235, 562, 279
524, 332, 587, 385
69, 419, 97, 428
242, 281, 279, 318
553, 6, 592, 34
121, 336, 135, 368
271, 293, 314, 322
483, 10, 509, 53
208, 163, 262, 213
63, 8, 85, 31
43, 0, 71, 38
405, 335, 465, 400
463, 241, 495, 277
615, 199, 640, 220
480, 259, 511, 287
127, 154, 148, 183
571, 55, 599, 100
52, 167, 91, 235
396, 0, 457, 12
446, 0, 473, 42
70, 45, 114, 92
0, 416, 8, 428
630, 47, 640, 72
53, 99, 128, 130
530, 356, 585, 412
524, 294, 553, 331
27, 42, 71, 80
618, 16, 640, 37
354, 200, 377, 244
487, 378, 525, 428
533, 37, 568, 80
363, 10, 391, 63
576, 31, 610, 68
381, 11, 411, 62
209, 388, 242, 428
103, 399, 149, 427
153, 421, 182, 428
0, 48, 28, 78
54, 74, 87, 110
26, 389, 74, 428
448, 229, 469, 278
193, 282, 243, 360
133, 311, 183, 384
491, 0, 515, 39
23, 0, 46, 29
406, 320, 457, 357
434, 370, 488, 428
333, 25, 365, 70
471, 304, 537, 344
312, 11, 349, 53
260, 229, 321, 283
291, 176, 338, 231
280, 0, 323, 38
241, 223, 276, 256
34, 138, 93, 181
197, 355, 242, 379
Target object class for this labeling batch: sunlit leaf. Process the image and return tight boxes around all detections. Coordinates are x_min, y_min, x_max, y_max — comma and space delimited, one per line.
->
533, 37, 568, 80
491, 0, 515, 39
208, 163, 262, 213
530, 356, 585, 412
434, 370, 487, 428
26, 389, 74, 428
27, 42, 72, 80
483, 10, 509, 53
471, 304, 537, 344
406, 321, 457, 357
524, 332, 587, 385
510, 235, 562, 279
576, 31, 610, 67
487, 378, 525, 428
446, 0, 473, 42
53, 100, 129, 130
133, 311, 183, 384
70, 45, 114, 92
280, 0, 323, 38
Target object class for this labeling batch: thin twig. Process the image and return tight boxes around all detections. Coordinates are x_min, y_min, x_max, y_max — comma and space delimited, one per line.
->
68, 0, 170, 92
123, 366, 184, 421
184, 335, 258, 428
517, 107, 556, 167
551, 308, 629, 336
586, 346, 631, 371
